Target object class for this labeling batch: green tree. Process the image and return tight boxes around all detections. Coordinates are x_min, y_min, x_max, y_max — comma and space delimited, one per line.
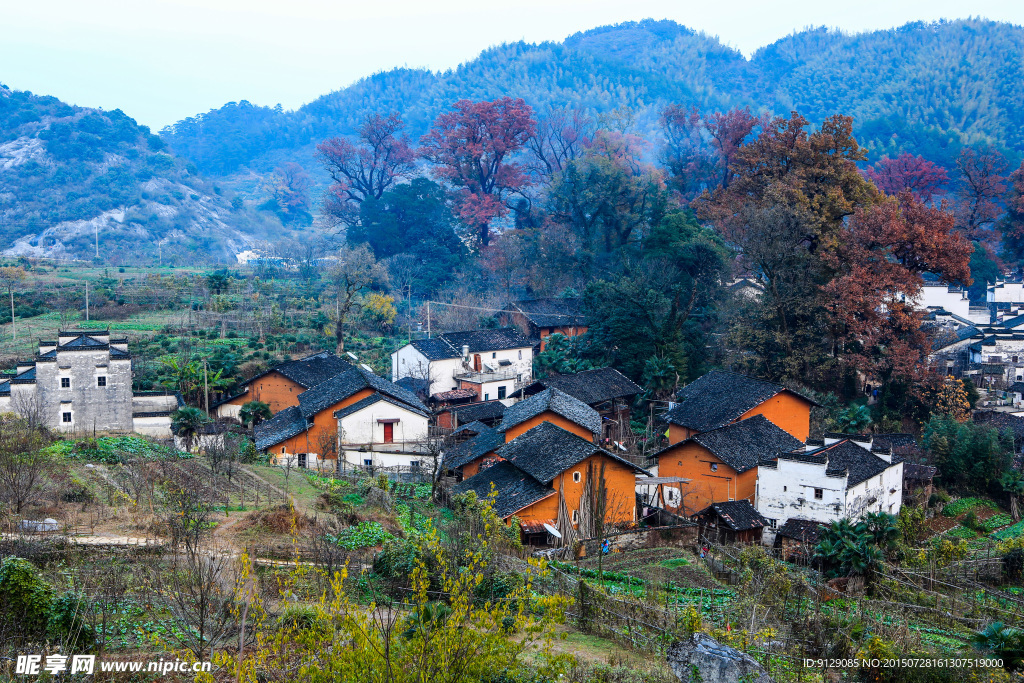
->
835, 404, 873, 433
974, 622, 1024, 671
172, 406, 210, 452
922, 414, 1014, 495
0, 557, 53, 644
239, 400, 272, 430
814, 518, 885, 579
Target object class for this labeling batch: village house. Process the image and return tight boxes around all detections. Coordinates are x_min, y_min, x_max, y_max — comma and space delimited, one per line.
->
214, 351, 353, 418
499, 297, 588, 351
254, 367, 427, 471
390, 328, 534, 400
435, 399, 506, 430
0, 330, 179, 436
755, 435, 904, 546
443, 387, 602, 480
452, 421, 648, 545
662, 370, 816, 444
654, 414, 805, 515
693, 500, 769, 544
516, 367, 642, 443
772, 518, 827, 561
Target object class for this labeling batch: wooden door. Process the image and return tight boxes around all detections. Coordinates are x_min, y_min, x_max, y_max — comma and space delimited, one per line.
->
383, 423, 394, 443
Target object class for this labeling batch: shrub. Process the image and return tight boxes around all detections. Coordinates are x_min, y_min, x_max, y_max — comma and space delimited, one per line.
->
0, 557, 53, 640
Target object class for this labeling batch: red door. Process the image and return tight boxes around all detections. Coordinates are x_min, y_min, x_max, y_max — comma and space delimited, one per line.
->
383, 423, 394, 443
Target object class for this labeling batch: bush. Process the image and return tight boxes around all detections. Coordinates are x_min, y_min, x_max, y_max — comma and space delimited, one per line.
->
0, 557, 53, 641
1005, 548, 1024, 582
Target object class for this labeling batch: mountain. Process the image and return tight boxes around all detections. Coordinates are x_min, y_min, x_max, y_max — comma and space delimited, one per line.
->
160, 18, 1024, 186
0, 85, 297, 264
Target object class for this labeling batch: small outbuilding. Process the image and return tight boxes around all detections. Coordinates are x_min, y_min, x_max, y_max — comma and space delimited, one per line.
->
692, 500, 768, 544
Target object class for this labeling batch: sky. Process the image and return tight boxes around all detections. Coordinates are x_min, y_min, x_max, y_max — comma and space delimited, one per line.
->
2, 0, 1022, 131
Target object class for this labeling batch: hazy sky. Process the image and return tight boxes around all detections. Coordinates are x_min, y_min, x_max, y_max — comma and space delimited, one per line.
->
2, 0, 1021, 131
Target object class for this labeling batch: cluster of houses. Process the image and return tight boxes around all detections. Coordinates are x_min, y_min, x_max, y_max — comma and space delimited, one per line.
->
3, 306, 921, 552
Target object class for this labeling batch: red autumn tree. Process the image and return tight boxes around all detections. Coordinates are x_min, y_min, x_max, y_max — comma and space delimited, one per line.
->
264, 162, 312, 215
1000, 161, 1024, 263
420, 97, 536, 247
954, 146, 1007, 239
660, 105, 759, 200
526, 107, 593, 181
823, 191, 972, 384
316, 113, 416, 223
864, 152, 949, 202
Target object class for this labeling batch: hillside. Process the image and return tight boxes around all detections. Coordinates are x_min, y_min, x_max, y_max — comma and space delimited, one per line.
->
161, 18, 1024, 183
0, 86, 295, 263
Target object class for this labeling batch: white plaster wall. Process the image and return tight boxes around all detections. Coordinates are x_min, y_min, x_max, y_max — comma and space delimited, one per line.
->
340, 449, 429, 469
918, 285, 969, 318
756, 460, 848, 545
132, 416, 173, 438
989, 282, 1024, 303
337, 403, 428, 446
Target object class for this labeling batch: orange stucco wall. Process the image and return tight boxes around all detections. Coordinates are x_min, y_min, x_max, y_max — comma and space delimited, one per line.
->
668, 424, 697, 445
538, 325, 589, 351
511, 453, 637, 529
666, 391, 812, 444
503, 411, 595, 442
738, 392, 812, 442
657, 441, 758, 515
271, 387, 375, 458
223, 371, 307, 414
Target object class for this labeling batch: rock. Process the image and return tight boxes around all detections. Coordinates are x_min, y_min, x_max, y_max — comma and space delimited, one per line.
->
20, 518, 59, 532
364, 486, 393, 512
667, 633, 773, 683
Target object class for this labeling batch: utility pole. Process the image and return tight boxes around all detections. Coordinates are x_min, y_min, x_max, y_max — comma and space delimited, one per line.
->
427, 301, 431, 339
204, 359, 209, 417
9, 287, 15, 341
85, 281, 89, 322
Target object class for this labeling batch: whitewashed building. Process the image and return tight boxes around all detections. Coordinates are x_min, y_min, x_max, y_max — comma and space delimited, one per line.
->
391, 328, 534, 402
335, 393, 431, 472
755, 435, 903, 545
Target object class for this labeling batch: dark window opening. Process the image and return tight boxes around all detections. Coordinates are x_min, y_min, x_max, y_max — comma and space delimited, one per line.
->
298, 453, 307, 468
814, 488, 824, 500
497, 386, 506, 400
62, 412, 72, 423
61, 377, 70, 388
97, 376, 106, 387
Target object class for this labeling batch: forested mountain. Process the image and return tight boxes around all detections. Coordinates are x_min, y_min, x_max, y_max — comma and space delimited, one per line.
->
0, 86, 294, 264
161, 18, 1024, 181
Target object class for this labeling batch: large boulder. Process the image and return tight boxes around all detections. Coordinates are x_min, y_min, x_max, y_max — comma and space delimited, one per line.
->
668, 633, 773, 683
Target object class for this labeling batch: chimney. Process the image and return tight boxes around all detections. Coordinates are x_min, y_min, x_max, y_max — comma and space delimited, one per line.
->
462, 345, 469, 359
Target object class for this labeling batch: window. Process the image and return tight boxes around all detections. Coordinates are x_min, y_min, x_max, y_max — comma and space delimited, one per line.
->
814, 488, 824, 500
281, 447, 286, 454
62, 412, 72, 423
768, 518, 777, 528
410, 460, 421, 470
484, 393, 489, 401
783, 486, 787, 492
571, 510, 579, 524
61, 377, 70, 388
97, 376, 106, 387
710, 463, 718, 472
518, 350, 522, 360
497, 386, 506, 400
572, 471, 581, 483
492, 352, 497, 359
364, 458, 373, 468
298, 453, 307, 468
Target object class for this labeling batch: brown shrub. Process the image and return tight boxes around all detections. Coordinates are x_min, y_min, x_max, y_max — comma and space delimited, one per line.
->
241, 505, 311, 534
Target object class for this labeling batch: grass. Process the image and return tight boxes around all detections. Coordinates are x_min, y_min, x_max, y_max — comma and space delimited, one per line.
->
248, 465, 323, 511
660, 558, 691, 568
942, 497, 998, 518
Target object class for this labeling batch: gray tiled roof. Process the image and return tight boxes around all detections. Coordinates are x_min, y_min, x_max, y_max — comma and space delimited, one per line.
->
444, 425, 505, 469
453, 420, 489, 436
665, 370, 814, 432
775, 518, 826, 543
272, 352, 353, 389
450, 400, 506, 425
11, 367, 36, 384
664, 415, 804, 473
254, 406, 308, 450
452, 460, 555, 518
495, 421, 647, 485
694, 500, 768, 531
332, 392, 428, 420
297, 367, 426, 418
526, 367, 641, 406
0, 380, 9, 396
778, 439, 896, 488
409, 328, 534, 361
499, 387, 601, 436
60, 335, 107, 348
508, 298, 587, 328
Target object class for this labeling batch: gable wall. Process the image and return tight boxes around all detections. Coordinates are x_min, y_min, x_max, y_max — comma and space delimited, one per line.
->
221, 371, 308, 415
512, 452, 637, 529
737, 392, 812, 441
503, 411, 594, 442
657, 441, 757, 515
